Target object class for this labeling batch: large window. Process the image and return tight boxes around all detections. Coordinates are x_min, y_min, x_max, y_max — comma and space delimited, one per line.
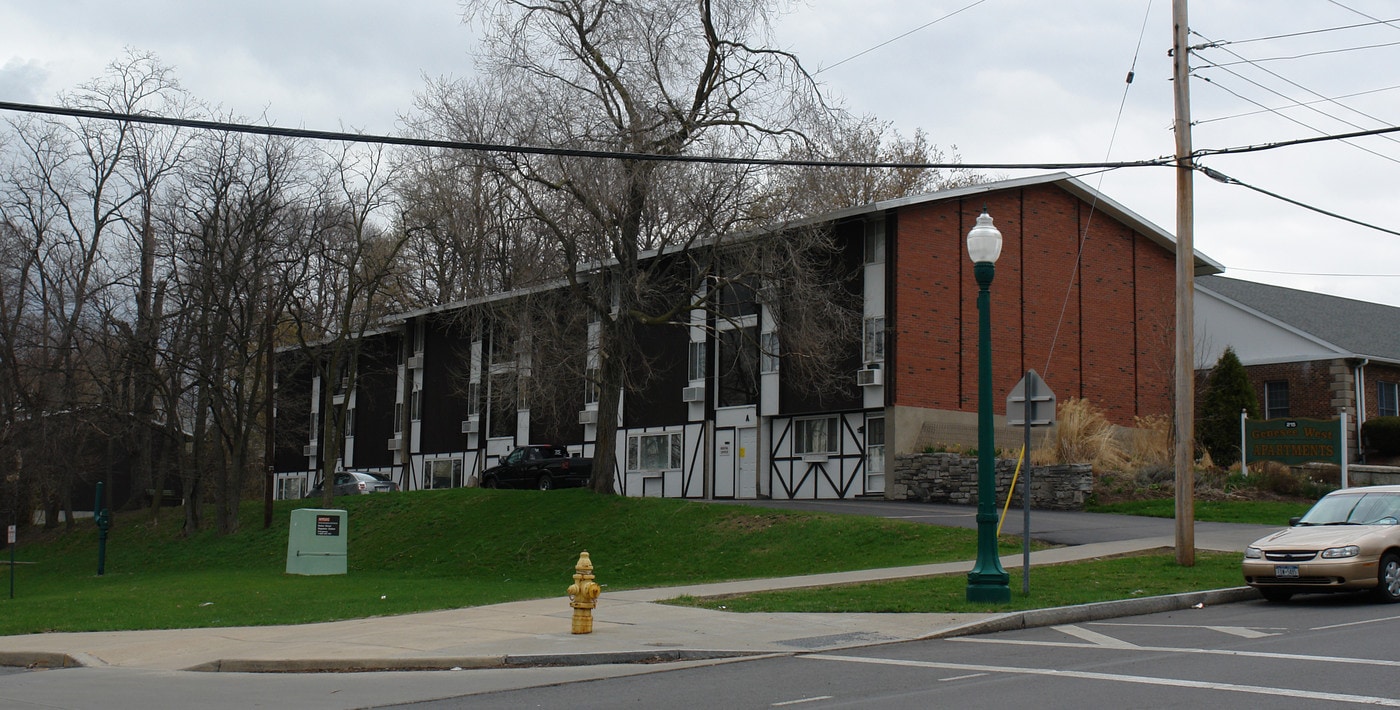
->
717, 326, 759, 407
863, 316, 885, 363
760, 331, 780, 374
276, 476, 306, 501
488, 372, 517, 438
864, 219, 885, 264
425, 458, 463, 489
584, 367, 600, 406
1380, 381, 1399, 418
627, 432, 682, 472
687, 341, 707, 382
795, 416, 838, 455
1265, 380, 1290, 419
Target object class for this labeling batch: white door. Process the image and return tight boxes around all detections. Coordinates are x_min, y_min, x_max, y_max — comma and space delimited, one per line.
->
714, 429, 736, 498
737, 428, 757, 498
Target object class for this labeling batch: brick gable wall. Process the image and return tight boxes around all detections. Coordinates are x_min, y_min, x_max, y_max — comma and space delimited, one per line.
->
890, 183, 1177, 426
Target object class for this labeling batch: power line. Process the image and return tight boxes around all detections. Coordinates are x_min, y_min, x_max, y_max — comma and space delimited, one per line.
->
1229, 266, 1400, 278
1191, 16, 1400, 47
1203, 39, 1400, 68
1194, 84, 1400, 125
816, 0, 989, 75
1192, 122, 1400, 156
0, 100, 1174, 172
1198, 166, 1400, 238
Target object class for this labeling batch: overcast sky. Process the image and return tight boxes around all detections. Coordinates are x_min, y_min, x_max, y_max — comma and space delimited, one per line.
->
3, 1, 1397, 306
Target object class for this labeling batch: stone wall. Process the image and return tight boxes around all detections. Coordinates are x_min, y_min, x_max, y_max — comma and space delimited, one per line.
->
889, 452, 1093, 510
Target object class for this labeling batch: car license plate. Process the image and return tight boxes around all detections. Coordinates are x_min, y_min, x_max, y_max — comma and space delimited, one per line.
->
1275, 565, 1300, 579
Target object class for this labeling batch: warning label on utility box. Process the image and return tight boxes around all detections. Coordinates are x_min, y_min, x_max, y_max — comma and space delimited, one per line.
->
315, 515, 341, 536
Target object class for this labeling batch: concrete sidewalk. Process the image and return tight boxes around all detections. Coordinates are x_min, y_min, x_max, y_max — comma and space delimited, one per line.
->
0, 527, 1263, 674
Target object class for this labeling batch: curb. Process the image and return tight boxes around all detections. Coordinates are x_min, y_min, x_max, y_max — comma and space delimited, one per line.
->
0, 651, 83, 669
187, 649, 776, 674
921, 586, 1262, 640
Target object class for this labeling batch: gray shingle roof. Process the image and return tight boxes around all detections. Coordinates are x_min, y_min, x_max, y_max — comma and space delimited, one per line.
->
1198, 275, 1400, 361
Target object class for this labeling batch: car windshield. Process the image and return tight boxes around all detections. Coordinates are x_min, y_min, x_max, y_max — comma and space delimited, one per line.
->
1298, 492, 1400, 526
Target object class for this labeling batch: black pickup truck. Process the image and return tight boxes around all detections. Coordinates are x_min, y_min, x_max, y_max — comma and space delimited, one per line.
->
480, 444, 593, 490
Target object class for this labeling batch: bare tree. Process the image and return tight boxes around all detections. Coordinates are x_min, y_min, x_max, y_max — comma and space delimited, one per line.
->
282, 142, 409, 510
407, 0, 855, 493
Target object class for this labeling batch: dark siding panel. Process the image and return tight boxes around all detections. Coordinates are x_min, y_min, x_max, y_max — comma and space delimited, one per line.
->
420, 315, 475, 453
351, 334, 400, 469
624, 320, 690, 428
780, 219, 864, 415
273, 350, 313, 472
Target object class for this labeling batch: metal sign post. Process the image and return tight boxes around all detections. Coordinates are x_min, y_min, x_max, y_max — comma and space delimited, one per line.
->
1006, 370, 1056, 595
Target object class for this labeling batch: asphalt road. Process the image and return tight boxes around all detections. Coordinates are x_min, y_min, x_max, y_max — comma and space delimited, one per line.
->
714, 498, 1285, 547
395, 595, 1400, 709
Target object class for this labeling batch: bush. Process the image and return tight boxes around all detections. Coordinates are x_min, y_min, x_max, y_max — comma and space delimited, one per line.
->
1197, 347, 1258, 467
1046, 398, 1126, 471
1363, 416, 1400, 455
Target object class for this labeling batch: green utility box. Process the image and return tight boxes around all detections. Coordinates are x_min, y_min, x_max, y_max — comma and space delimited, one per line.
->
286, 509, 348, 575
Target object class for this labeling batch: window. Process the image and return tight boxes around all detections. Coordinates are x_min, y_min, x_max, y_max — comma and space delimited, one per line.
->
1264, 381, 1290, 419
467, 381, 481, 417
410, 388, 421, 421
760, 331, 779, 374
584, 367, 600, 406
1380, 381, 1399, 418
717, 326, 759, 407
309, 410, 319, 441
276, 476, 306, 501
688, 341, 707, 382
425, 458, 463, 489
717, 275, 759, 319
393, 402, 403, 433
413, 320, 425, 354
863, 316, 885, 363
345, 408, 355, 438
488, 371, 517, 438
864, 219, 885, 264
627, 432, 682, 472
795, 417, 838, 455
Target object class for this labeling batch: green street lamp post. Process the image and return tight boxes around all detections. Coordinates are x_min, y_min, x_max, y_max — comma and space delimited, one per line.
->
966, 209, 1011, 603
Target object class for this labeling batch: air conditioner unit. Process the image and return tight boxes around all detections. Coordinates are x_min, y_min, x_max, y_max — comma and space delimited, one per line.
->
332, 393, 346, 405
302, 444, 317, 457
386, 437, 402, 451
461, 419, 478, 434
856, 367, 883, 387
578, 409, 598, 425
406, 355, 424, 370
682, 385, 705, 402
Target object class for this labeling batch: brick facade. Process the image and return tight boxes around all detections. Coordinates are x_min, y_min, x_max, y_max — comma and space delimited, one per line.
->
890, 183, 1177, 427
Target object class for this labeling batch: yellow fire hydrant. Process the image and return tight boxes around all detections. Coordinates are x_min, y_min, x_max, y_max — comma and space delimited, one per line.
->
567, 551, 601, 634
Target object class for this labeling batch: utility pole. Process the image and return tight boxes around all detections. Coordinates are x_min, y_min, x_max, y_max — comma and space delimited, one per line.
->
1172, 0, 1196, 566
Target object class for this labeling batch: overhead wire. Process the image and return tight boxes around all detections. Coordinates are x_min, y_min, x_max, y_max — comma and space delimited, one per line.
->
814, 0, 989, 75
0, 100, 1173, 172
1040, 0, 1155, 382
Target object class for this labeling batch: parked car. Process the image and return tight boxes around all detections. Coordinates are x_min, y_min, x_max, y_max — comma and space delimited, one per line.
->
480, 444, 592, 490
1242, 485, 1400, 602
305, 471, 399, 498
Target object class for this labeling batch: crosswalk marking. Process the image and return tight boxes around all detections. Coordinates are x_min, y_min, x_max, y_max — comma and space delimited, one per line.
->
802, 654, 1400, 706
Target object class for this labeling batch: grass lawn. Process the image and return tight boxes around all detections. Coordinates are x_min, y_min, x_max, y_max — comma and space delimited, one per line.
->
1085, 498, 1310, 525
0, 488, 1032, 635
0, 489, 1265, 635
667, 551, 1244, 613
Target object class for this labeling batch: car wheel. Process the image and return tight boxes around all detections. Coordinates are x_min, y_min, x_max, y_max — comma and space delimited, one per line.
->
482, 476, 498, 489
537, 475, 554, 491
1374, 552, 1400, 603
1259, 588, 1293, 603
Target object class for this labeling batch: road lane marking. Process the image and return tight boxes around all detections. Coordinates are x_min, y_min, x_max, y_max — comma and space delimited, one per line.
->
952, 637, 1400, 668
1312, 614, 1400, 631
771, 696, 833, 706
802, 654, 1400, 706
1053, 624, 1140, 648
1095, 621, 1285, 637
940, 673, 990, 682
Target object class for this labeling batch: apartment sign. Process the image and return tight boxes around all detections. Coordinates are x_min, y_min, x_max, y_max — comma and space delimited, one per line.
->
1245, 417, 1342, 466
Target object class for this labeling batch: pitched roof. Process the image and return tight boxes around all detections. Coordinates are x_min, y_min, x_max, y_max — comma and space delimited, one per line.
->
1198, 275, 1400, 362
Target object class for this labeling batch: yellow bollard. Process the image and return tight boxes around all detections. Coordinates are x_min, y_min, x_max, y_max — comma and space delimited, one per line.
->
567, 551, 601, 634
